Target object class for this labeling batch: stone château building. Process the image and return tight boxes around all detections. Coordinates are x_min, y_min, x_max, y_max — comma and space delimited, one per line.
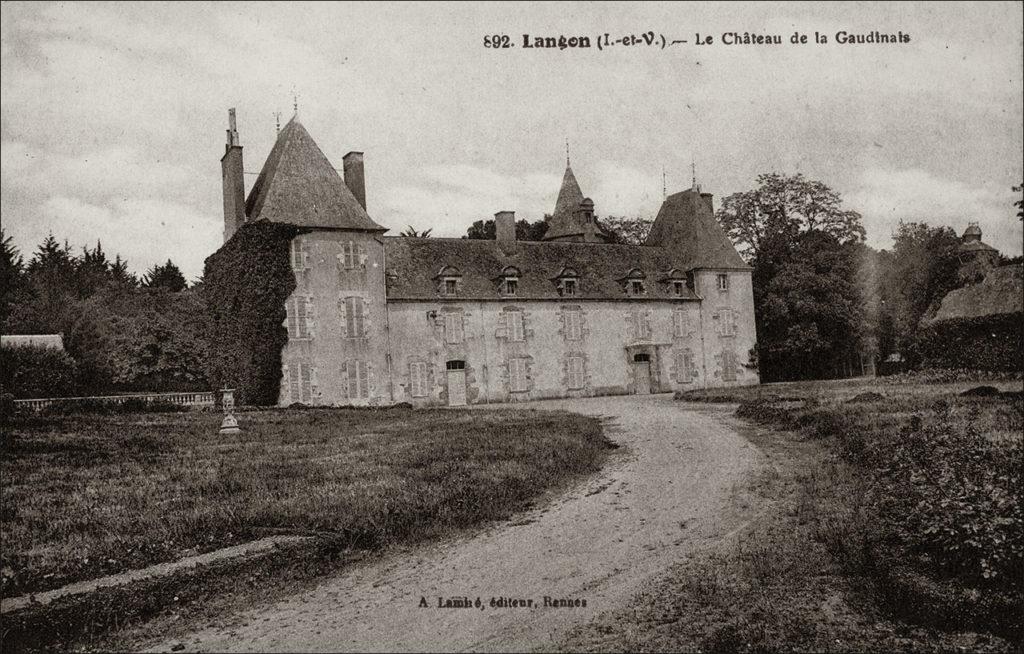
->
214, 109, 758, 407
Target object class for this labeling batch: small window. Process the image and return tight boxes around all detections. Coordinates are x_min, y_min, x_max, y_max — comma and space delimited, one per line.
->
673, 281, 685, 297
290, 239, 306, 271
562, 279, 576, 296
444, 278, 458, 295
505, 278, 518, 296
631, 280, 645, 296
717, 274, 729, 292
564, 308, 582, 341
446, 360, 466, 371
633, 353, 651, 363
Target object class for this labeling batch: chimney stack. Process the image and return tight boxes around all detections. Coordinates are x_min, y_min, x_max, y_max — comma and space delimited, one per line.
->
495, 210, 516, 253
221, 108, 246, 242
343, 152, 366, 211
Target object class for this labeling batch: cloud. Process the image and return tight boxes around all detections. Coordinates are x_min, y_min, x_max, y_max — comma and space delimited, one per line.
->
846, 167, 1023, 254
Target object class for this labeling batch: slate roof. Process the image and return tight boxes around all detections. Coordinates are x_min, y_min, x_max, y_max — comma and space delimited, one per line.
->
544, 165, 586, 240
645, 188, 750, 270
245, 117, 385, 231
384, 237, 701, 301
931, 264, 1023, 321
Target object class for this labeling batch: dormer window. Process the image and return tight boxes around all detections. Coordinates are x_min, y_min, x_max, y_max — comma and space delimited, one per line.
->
673, 281, 685, 297
499, 266, 521, 297
435, 265, 462, 296
623, 269, 646, 296
553, 267, 580, 297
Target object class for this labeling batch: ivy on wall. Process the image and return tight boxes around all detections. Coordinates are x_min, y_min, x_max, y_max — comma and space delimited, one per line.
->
918, 313, 1023, 372
202, 222, 305, 405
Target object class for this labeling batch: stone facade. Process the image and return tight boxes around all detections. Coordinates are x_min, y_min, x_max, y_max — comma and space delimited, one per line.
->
215, 110, 759, 407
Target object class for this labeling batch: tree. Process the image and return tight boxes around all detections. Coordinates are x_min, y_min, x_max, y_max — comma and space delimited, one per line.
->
878, 221, 961, 366
601, 216, 653, 245
717, 173, 866, 263
399, 226, 433, 237
142, 259, 187, 292
0, 229, 24, 330
465, 217, 549, 241
718, 174, 870, 381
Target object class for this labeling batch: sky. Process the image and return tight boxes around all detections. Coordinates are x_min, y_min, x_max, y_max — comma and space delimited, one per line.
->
2, 1, 1022, 280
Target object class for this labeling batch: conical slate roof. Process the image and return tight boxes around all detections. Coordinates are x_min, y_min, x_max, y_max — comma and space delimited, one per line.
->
544, 165, 586, 240
645, 188, 749, 269
245, 117, 385, 231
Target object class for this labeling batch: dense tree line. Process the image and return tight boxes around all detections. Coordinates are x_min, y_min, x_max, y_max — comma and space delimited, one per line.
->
1, 230, 207, 395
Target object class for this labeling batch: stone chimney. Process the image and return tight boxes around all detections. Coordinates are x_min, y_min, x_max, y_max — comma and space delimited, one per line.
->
221, 108, 246, 242
495, 210, 516, 253
343, 152, 366, 211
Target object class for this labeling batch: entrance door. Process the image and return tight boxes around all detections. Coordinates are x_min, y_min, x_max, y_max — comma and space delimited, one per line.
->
633, 353, 651, 394
446, 360, 467, 406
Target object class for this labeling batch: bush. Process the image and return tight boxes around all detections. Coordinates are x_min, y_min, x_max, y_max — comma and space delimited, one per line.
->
0, 345, 78, 399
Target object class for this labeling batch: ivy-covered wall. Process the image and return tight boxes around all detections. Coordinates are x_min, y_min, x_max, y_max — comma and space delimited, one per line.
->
919, 313, 1023, 372
202, 222, 304, 405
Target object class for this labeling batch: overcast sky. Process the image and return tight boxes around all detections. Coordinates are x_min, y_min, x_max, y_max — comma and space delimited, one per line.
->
2, 1, 1022, 280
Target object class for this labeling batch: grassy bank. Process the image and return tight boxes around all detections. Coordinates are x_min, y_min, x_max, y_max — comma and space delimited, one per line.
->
1, 407, 609, 599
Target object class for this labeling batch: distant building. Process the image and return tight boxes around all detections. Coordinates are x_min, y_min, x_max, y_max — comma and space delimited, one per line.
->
210, 109, 759, 407
0, 334, 65, 351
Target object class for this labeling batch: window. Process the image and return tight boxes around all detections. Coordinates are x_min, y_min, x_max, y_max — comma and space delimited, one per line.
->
504, 278, 518, 296
290, 239, 307, 271
567, 356, 585, 389
444, 312, 464, 344
561, 279, 577, 296
722, 350, 737, 381
409, 361, 428, 398
634, 310, 651, 340
344, 360, 370, 399
507, 310, 525, 342
340, 241, 365, 270
287, 362, 313, 404
631, 280, 645, 296
287, 296, 312, 339
678, 349, 694, 383
564, 308, 582, 341
673, 281, 685, 297
717, 274, 729, 292
509, 358, 529, 392
672, 309, 687, 338
718, 308, 736, 337
343, 296, 365, 338
446, 360, 465, 370
444, 278, 458, 295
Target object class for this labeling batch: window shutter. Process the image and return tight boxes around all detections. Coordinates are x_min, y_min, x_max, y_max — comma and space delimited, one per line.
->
286, 300, 296, 338
360, 362, 370, 399
288, 363, 300, 404
338, 296, 349, 338
510, 311, 524, 342
353, 297, 365, 338
340, 362, 349, 399
301, 241, 310, 269
357, 243, 367, 267
306, 296, 316, 338
446, 313, 463, 344
347, 360, 359, 399
300, 363, 313, 403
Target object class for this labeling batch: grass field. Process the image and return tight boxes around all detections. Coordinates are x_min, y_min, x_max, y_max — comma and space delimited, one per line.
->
1, 406, 608, 599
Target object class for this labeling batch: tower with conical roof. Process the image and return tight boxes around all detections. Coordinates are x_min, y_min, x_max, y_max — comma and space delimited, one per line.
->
543, 161, 609, 243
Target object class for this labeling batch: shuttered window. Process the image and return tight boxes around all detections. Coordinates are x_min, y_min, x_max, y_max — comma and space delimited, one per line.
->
290, 239, 307, 271
564, 308, 582, 341
344, 296, 365, 338
444, 312, 464, 344
719, 308, 736, 337
672, 309, 687, 337
344, 360, 370, 399
567, 357, 585, 389
678, 349, 694, 383
635, 310, 651, 340
509, 358, 529, 392
339, 241, 366, 270
508, 310, 524, 342
287, 296, 312, 339
287, 362, 313, 403
409, 361, 428, 398
722, 350, 737, 381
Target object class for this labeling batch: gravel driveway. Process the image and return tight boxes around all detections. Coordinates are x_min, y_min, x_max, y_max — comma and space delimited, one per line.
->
148, 394, 765, 653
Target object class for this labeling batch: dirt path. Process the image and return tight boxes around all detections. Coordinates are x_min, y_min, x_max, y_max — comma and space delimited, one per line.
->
146, 394, 765, 653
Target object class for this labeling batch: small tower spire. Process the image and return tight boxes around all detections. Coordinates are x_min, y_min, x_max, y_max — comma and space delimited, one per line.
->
293, 93, 298, 116
565, 139, 570, 167
662, 166, 667, 199
691, 157, 697, 188
274, 111, 282, 135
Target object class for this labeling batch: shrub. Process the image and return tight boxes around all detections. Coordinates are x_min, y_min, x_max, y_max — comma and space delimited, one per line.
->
0, 345, 78, 399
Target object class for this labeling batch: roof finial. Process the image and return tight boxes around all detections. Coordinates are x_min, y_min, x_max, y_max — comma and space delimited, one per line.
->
274, 111, 282, 134
565, 139, 570, 167
691, 157, 697, 189
293, 92, 298, 116
662, 166, 667, 199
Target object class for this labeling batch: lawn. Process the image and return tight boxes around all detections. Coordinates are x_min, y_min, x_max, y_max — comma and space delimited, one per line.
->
0, 406, 608, 599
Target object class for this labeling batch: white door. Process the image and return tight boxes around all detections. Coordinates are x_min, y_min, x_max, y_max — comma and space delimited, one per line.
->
633, 361, 651, 394
447, 370, 467, 406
